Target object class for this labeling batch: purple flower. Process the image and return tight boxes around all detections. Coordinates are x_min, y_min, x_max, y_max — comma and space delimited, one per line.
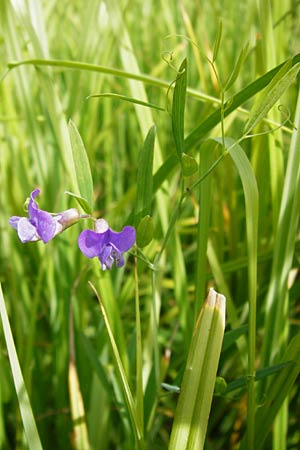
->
78, 219, 136, 270
9, 189, 80, 243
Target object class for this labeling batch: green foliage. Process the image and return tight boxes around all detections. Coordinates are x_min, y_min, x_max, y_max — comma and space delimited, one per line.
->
68, 119, 94, 213
1, 1, 300, 449
172, 58, 187, 158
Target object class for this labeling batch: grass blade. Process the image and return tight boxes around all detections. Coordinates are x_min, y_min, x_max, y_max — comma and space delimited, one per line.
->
88, 282, 144, 448
68, 119, 94, 213
225, 138, 258, 450
0, 284, 44, 450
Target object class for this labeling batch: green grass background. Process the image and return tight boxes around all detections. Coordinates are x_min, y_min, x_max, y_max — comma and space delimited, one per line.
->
0, 0, 300, 449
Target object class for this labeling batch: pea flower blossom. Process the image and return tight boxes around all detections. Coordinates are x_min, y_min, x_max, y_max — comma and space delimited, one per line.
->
78, 218, 136, 270
9, 189, 80, 243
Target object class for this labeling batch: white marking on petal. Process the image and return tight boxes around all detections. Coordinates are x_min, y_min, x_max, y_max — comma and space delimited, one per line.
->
94, 218, 109, 233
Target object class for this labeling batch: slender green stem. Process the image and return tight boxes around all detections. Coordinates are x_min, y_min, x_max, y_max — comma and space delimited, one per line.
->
151, 269, 160, 391
134, 248, 144, 433
154, 191, 185, 266
220, 90, 226, 149
6, 58, 215, 104
188, 152, 227, 192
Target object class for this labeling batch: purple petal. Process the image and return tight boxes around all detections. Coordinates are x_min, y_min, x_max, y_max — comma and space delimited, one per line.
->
9, 216, 21, 230
36, 210, 56, 243
78, 229, 110, 258
28, 189, 40, 220
115, 251, 125, 268
99, 245, 114, 270
108, 226, 136, 252
17, 218, 38, 243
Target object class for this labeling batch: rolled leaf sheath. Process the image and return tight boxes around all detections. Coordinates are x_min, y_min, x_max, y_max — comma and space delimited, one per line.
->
169, 288, 226, 450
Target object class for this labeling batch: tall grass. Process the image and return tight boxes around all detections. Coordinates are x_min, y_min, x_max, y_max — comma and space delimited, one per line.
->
1, 1, 300, 449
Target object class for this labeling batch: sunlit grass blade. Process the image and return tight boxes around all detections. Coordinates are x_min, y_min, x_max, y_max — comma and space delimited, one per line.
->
169, 288, 226, 450
88, 282, 144, 448
68, 119, 94, 213
0, 284, 44, 450
68, 301, 90, 450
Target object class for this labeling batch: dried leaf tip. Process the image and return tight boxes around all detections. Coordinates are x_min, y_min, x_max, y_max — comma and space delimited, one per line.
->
206, 288, 226, 327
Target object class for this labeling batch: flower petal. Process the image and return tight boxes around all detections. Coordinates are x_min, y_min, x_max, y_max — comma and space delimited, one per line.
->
28, 189, 40, 220
78, 229, 109, 258
99, 245, 114, 270
36, 210, 56, 243
9, 216, 21, 230
108, 226, 136, 252
17, 218, 39, 243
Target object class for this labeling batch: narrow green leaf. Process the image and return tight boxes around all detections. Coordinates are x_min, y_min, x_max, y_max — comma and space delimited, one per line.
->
213, 21, 223, 62
64, 190, 92, 214
0, 284, 44, 450
88, 282, 144, 446
136, 215, 154, 248
224, 45, 248, 91
172, 58, 187, 158
134, 125, 155, 226
169, 288, 226, 450
224, 361, 293, 394
244, 61, 300, 134
68, 119, 94, 211
87, 93, 165, 111
153, 154, 179, 193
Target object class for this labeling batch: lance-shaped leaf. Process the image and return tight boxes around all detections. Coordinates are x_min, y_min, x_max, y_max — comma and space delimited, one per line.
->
169, 288, 226, 450
68, 119, 94, 213
212, 21, 222, 62
135, 125, 155, 245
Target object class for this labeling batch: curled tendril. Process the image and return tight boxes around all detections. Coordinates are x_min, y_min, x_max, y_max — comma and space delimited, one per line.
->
278, 104, 297, 130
